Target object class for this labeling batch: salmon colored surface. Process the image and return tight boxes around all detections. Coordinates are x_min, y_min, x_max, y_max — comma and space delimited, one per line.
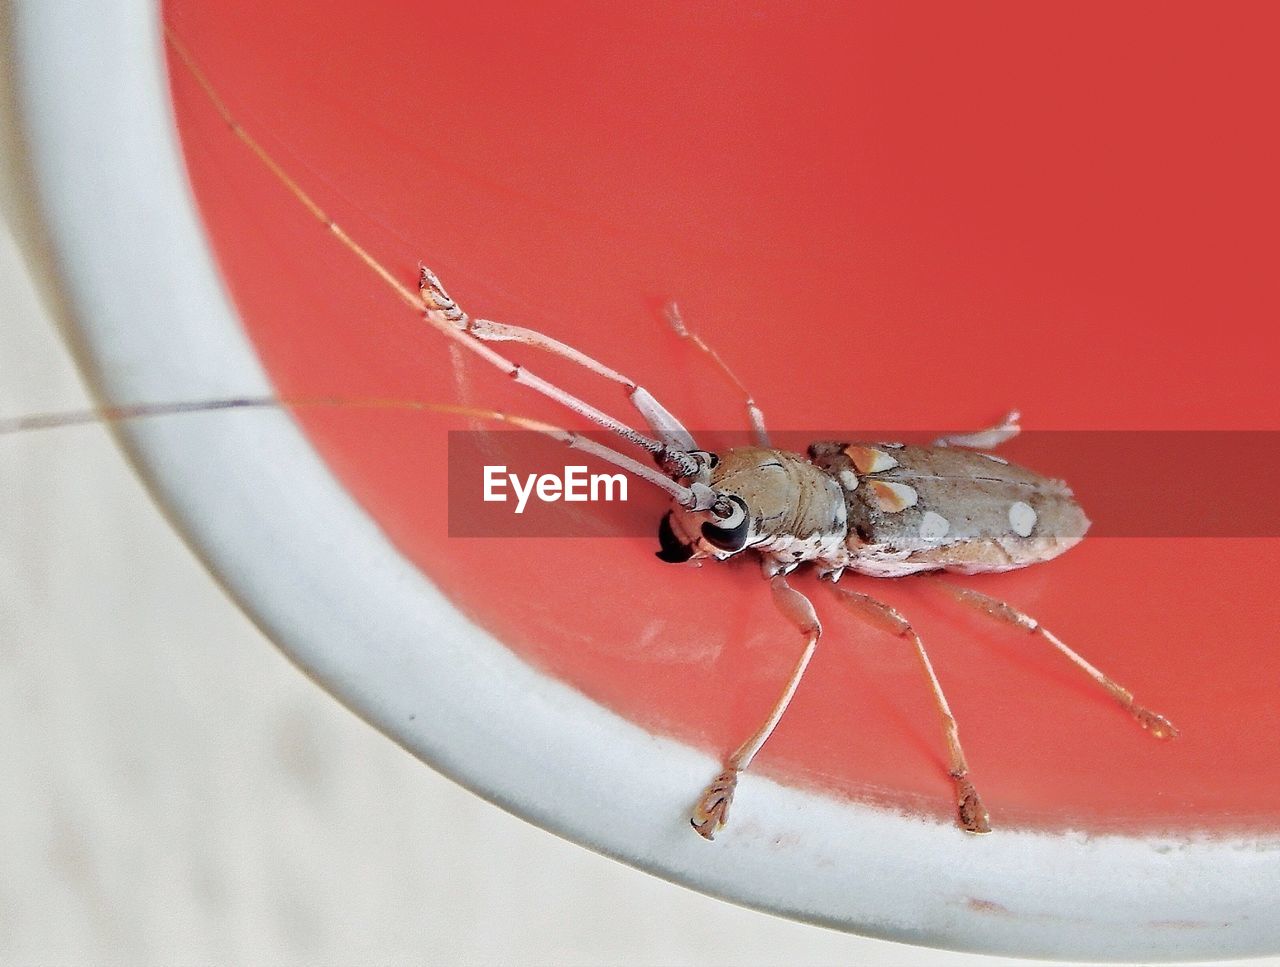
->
164, 1, 1280, 834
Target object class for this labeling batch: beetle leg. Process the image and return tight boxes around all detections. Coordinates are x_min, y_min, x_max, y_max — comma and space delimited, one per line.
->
691, 575, 819, 839
456, 303, 699, 454
936, 582, 1179, 740
664, 301, 770, 448
828, 585, 992, 834
933, 409, 1021, 450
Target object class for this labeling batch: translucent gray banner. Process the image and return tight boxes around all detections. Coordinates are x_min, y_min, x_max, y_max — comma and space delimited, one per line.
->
447, 430, 1280, 538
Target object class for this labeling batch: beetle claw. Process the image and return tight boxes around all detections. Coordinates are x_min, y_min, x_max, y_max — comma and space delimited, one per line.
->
1132, 705, 1179, 740
953, 775, 992, 834
691, 768, 738, 840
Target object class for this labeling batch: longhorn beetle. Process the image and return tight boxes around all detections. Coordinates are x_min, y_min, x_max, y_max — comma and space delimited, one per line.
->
4, 26, 1178, 840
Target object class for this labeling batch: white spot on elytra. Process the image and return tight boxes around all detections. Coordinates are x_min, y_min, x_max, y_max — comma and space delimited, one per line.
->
920, 511, 950, 542
869, 480, 918, 513
838, 469, 859, 491
979, 452, 1008, 465
1008, 501, 1037, 537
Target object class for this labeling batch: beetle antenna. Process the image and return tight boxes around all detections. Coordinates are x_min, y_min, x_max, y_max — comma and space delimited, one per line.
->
0, 395, 716, 509
165, 26, 701, 479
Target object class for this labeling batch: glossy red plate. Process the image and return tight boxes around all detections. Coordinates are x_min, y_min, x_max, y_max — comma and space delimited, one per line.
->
166, 0, 1280, 834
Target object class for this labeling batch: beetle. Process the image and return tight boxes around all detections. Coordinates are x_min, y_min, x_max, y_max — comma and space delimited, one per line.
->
4, 25, 1178, 842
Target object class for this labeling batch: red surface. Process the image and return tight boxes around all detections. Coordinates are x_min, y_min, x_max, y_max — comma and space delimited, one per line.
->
164, 2, 1280, 833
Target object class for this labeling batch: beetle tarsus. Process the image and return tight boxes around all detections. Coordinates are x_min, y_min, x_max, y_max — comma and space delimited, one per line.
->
953, 774, 992, 834
1131, 704, 1179, 740
691, 768, 738, 840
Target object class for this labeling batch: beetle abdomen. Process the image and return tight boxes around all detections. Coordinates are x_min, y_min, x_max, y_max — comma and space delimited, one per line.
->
807, 442, 1090, 576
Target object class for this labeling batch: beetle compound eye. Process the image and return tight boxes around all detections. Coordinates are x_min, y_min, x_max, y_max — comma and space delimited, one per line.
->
655, 512, 695, 563
691, 450, 719, 471
701, 494, 750, 552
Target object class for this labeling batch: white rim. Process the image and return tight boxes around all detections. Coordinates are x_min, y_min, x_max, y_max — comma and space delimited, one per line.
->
10, 3, 1280, 959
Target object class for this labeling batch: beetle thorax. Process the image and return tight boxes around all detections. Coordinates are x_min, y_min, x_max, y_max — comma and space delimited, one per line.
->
657, 446, 849, 573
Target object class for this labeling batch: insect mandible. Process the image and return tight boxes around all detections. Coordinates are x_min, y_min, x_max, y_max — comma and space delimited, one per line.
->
5, 26, 1180, 841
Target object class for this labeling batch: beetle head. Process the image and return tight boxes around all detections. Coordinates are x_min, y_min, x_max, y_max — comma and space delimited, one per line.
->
655, 491, 751, 563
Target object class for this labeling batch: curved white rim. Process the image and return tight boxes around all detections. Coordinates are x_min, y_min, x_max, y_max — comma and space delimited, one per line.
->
9, 3, 1280, 960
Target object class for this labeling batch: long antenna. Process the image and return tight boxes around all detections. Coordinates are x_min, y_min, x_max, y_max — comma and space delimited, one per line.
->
163, 27, 698, 478
1, 396, 703, 507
